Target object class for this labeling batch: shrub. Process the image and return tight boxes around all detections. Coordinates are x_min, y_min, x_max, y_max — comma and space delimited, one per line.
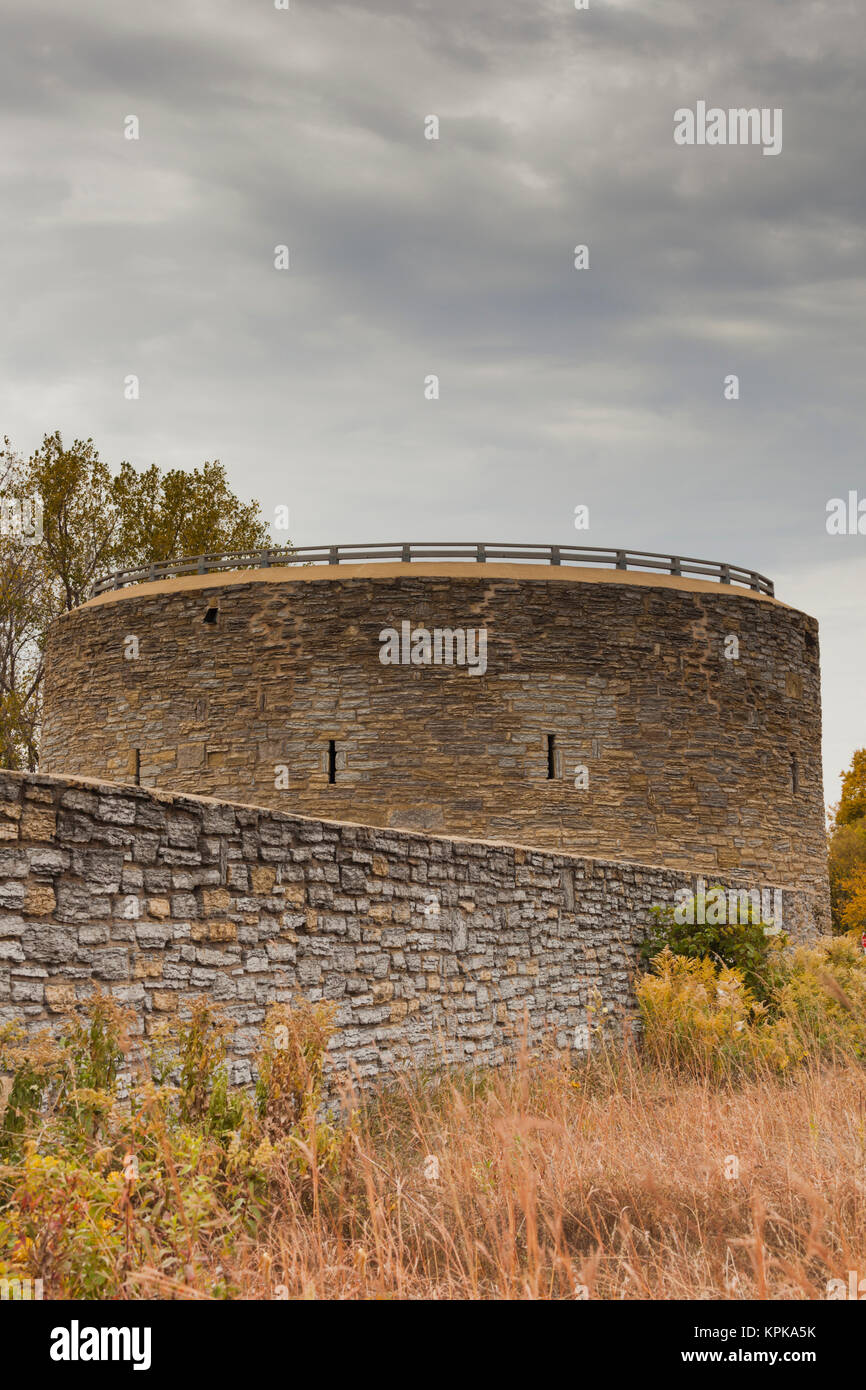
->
637, 950, 798, 1079
0, 992, 342, 1298
640, 888, 787, 1002
255, 1001, 345, 1182
775, 934, 866, 1060
165, 999, 246, 1137
61, 992, 130, 1094
638, 932, 866, 1078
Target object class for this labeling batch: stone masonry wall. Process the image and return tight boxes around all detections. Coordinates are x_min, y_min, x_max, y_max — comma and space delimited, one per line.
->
40, 568, 829, 925
0, 771, 820, 1090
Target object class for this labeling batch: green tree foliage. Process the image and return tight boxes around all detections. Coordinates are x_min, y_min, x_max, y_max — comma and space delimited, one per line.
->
0, 441, 58, 768
23, 433, 117, 611
0, 433, 271, 768
0, 542, 54, 770
112, 460, 269, 568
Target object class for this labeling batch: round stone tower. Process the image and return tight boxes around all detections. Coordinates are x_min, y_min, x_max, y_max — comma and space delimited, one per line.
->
40, 547, 828, 920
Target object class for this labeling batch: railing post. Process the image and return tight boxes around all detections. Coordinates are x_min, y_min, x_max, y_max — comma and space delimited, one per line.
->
87, 544, 776, 604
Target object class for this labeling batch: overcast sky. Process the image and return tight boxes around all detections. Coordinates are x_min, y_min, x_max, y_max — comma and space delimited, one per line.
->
1, 0, 863, 808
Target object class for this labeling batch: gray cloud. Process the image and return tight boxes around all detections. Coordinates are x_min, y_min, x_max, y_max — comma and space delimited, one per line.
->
1, 0, 864, 801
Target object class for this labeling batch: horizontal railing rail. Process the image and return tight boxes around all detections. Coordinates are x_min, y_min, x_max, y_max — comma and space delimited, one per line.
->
90, 543, 775, 598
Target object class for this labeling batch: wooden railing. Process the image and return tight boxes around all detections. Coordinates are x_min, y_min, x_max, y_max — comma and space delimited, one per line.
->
90, 542, 775, 597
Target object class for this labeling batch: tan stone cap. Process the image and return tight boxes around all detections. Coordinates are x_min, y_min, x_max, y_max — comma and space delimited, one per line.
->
76, 561, 786, 611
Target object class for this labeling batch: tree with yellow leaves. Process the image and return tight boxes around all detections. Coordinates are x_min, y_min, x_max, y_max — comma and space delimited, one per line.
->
828, 748, 866, 932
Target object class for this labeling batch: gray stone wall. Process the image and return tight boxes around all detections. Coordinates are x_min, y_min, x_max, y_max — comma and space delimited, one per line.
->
0, 771, 820, 1089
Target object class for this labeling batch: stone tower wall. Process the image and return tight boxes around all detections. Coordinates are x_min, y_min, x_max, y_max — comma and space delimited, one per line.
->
40, 564, 828, 921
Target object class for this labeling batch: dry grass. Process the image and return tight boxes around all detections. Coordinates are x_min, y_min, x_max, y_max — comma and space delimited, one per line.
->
4, 967, 866, 1302
216, 1046, 866, 1301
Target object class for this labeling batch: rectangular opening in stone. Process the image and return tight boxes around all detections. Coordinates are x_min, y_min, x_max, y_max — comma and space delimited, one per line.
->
203, 605, 219, 625
328, 739, 337, 783
546, 733, 556, 780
